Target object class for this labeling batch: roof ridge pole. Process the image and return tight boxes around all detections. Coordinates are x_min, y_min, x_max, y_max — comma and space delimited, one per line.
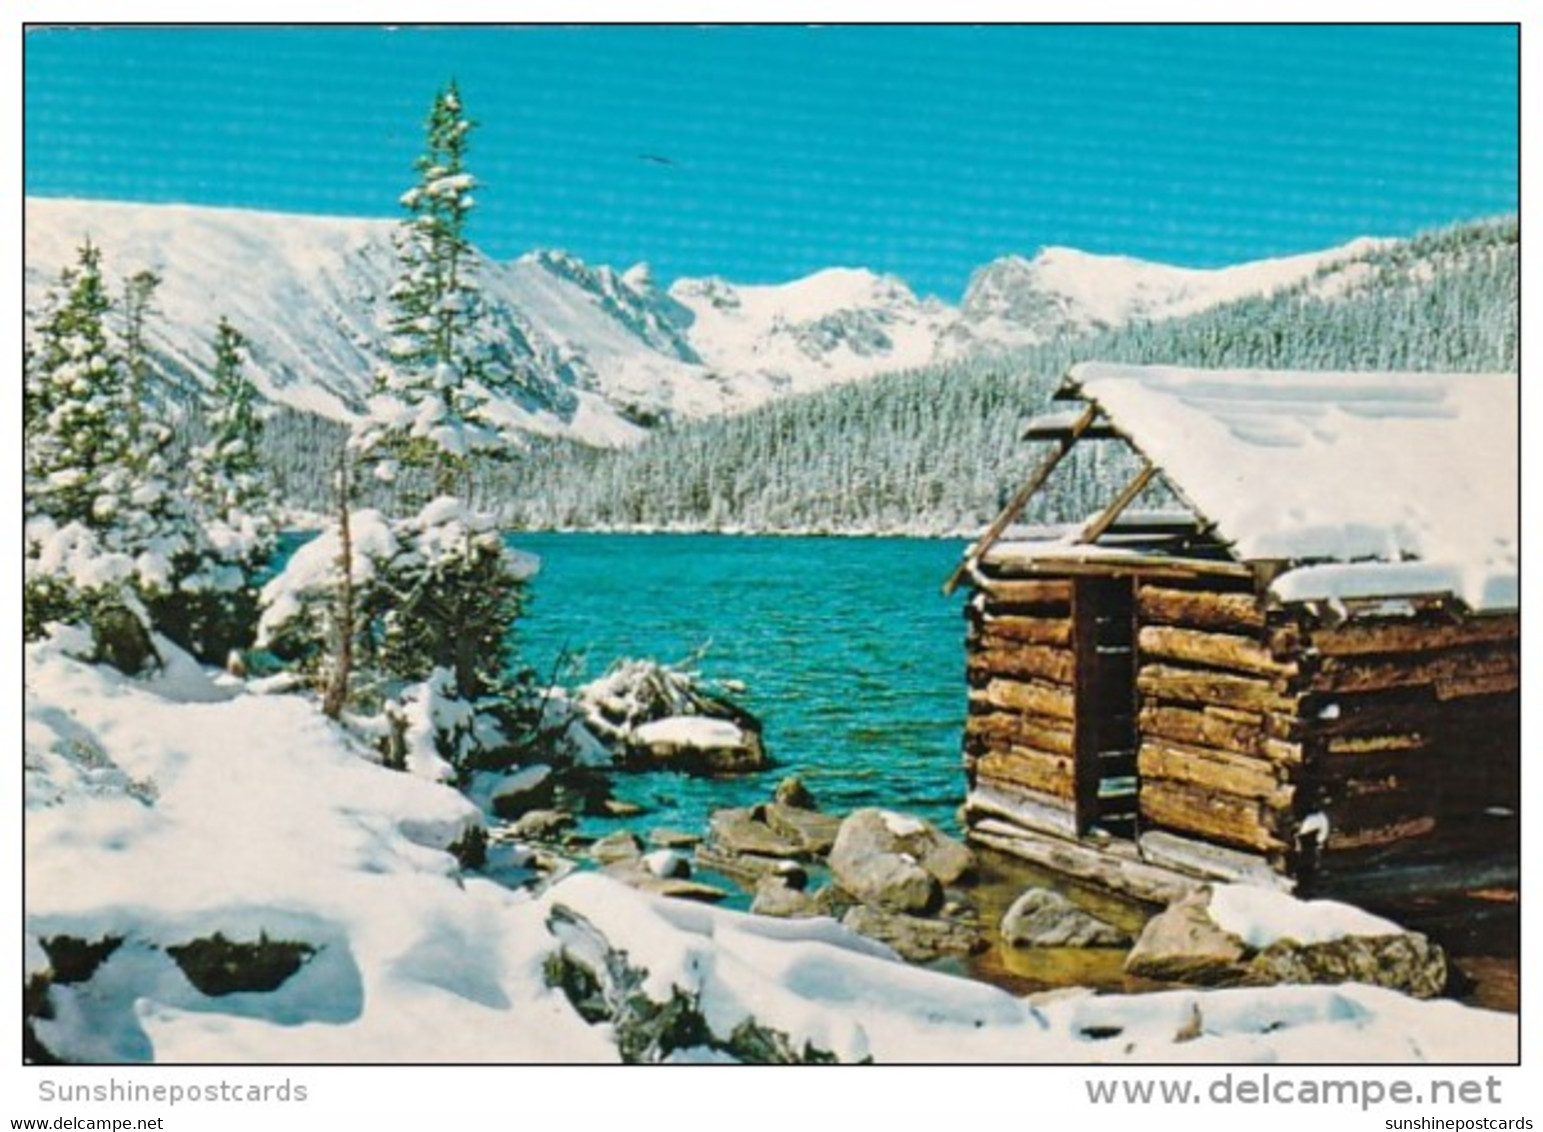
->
942, 402, 1098, 595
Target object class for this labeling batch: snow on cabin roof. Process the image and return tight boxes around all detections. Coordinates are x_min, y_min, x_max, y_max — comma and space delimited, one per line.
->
1063, 363, 1518, 611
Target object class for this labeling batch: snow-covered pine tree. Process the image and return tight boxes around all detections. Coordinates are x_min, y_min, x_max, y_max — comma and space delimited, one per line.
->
356, 79, 514, 501
23, 243, 241, 667
261, 82, 535, 775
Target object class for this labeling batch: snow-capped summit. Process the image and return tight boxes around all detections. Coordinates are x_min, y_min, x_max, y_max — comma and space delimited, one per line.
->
951, 238, 1394, 351
26, 196, 1403, 448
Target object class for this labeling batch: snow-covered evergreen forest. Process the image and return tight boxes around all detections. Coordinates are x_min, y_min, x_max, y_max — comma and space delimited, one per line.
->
480, 218, 1517, 535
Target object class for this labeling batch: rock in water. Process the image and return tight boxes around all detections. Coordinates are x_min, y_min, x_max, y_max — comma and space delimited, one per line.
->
827, 808, 977, 915
631, 716, 767, 775
773, 775, 818, 810
1000, 888, 1132, 949
489, 765, 557, 820
841, 905, 986, 963
589, 830, 644, 865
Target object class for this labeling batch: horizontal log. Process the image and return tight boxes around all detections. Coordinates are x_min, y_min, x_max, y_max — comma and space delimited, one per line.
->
1324, 732, 1428, 755
964, 781, 1079, 840
1140, 779, 1290, 854
969, 823, 1198, 905
978, 677, 1076, 722
1138, 738, 1295, 805
1137, 584, 1266, 633
1435, 671, 1520, 701
964, 711, 1075, 758
1304, 616, 1519, 658
1138, 663, 1301, 713
970, 612, 1073, 647
1324, 816, 1436, 852
1137, 830, 1291, 890
1312, 644, 1517, 694
968, 645, 1076, 686
1139, 704, 1266, 758
1139, 625, 1299, 679
974, 578, 1073, 609
976, 749, 1076, 799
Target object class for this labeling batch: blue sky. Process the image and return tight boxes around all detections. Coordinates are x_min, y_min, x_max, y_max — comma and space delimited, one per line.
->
24, 25, 1518, 300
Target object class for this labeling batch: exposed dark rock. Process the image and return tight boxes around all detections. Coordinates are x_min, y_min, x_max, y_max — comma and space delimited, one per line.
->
166, 932, 316, 996
1000, 888, 1132, 949
39, 935, 123, 984
489, 764, 557, 819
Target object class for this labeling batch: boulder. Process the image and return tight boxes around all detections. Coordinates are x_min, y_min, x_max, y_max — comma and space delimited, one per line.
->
707, 807, 807, 860
773, 775, 818, 810
1249, 932, 1447, 999
1123, 889, 1249, 984
750, 876, 822, 919
760, 803, 842, 857
588, 830, 644, 865
508, 809, 576, 842
841, 905, 986, 963
489, 764, 557, 820
631, 716, 767, 775
1125, 885, 1448, 998
1000, 888, 1132, 949
827, 808, 975, 914
602, 798, 646, 818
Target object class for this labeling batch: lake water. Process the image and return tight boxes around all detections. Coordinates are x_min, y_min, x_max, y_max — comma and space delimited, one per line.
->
513, 532, 972, 837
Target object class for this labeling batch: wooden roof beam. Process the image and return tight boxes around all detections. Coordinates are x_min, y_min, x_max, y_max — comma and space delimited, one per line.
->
1077, 462, 1159, 545
942, 402, 1098, 595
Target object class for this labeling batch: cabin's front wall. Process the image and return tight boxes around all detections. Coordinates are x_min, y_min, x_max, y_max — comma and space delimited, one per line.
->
962, 559, 1520, 900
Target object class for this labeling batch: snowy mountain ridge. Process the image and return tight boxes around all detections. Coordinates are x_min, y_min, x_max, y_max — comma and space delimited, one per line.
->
26, 196, 1401, 447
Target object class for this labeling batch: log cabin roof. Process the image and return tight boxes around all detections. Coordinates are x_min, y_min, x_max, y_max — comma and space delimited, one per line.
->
957, 363, 1518, 613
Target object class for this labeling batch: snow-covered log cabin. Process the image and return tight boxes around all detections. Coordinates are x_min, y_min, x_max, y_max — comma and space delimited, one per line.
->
946, 362, 1518, 905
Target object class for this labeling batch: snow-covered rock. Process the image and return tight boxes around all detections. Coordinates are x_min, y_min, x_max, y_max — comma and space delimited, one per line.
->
1125, 886, 1448, 998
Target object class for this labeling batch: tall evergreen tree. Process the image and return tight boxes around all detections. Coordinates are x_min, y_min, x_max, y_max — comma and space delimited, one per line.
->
357, 80, 512, 501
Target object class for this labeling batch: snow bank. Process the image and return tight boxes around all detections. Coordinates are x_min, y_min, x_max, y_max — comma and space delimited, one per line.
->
23, 636, 1516, 1064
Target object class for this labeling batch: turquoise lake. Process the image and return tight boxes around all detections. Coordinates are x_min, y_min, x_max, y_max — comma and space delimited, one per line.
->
513, 532, 972, 838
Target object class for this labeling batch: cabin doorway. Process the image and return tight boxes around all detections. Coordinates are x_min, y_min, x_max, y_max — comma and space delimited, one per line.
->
1072, 576, 1138, 837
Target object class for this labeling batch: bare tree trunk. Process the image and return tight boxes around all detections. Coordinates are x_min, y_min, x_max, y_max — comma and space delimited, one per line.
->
322, 450, 355, 721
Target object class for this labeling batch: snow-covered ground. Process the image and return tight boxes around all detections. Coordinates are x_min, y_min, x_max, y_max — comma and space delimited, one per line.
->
23, 635, 1517, 1065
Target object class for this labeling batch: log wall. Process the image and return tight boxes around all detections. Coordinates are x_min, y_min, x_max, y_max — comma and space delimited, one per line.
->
963, 575, 1080, 839
964, 561, 1519, 897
